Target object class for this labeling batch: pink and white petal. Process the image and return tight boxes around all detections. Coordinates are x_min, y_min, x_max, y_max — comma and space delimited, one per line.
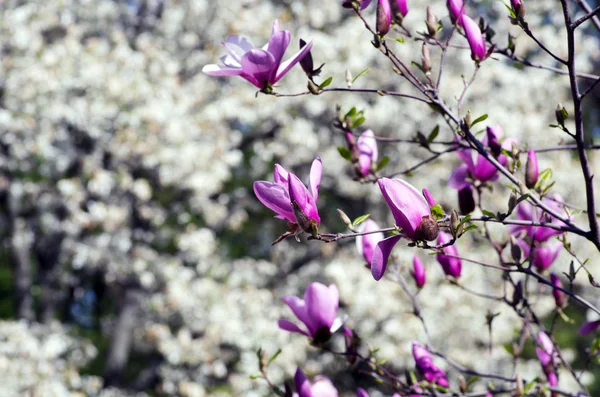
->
358, 154, 371, 176
311, 376, 338, 397
294, 368, 312, 397
221, 36, 255, 67
422, 188, 436, 207
266, 30, 291, 74
202, 64, 244, 77
309, 157, 322, 202
448, 164, 469, 189
253, 181, 295, 222
378, 178, 431, 238
282, 296, 313, 332
274, 40, 313, 83
271, 20, 281, 35
305, 283, 338, 330
273, 164, 289, 186
278, 319, 309, 337
241, 49, 277, 88
357, 129, 378, 163
371, 235, 402, 281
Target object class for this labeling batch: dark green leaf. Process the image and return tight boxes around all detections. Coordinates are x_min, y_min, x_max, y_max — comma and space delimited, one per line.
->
337, 146, 353, 161
376, 155, 390, 171
319, 76, 333, 89
352, 116, 366, 128
516, 193, 530, 205
428, 125, 440, 143
503, 343, 513, 355
482, 210, 496, 218
470, 113, 488, 127
462, 224, 478, 233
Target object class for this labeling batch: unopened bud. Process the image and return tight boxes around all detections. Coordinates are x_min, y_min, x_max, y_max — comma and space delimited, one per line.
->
421, 44, 431, 74
464, 111, 472, 126
343, 327, 360, 364
525, 149, 539, 189
515, 375, 524, 396
508, 191, 518, 214
511, 142, 520, 164
510, 235, 522, 263
512, 0, 526, 19
425, 6, 438, 37
337, 208, 354, 231
307, 80, 320, 95
345, 69, 353, 88
512, 280, 523, 306
450, 210, 460, 238
550, 273, 567, 308
555, 103, 566, 127
414, 215, 440, 241
299, 39, 314, 76
487, 128, 502, 158
459, 376, 467, 393
458, 185, 476, 215
376, 2, 391, 36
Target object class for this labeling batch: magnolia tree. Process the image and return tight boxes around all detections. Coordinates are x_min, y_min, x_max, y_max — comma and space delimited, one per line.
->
204, 0, 600, 396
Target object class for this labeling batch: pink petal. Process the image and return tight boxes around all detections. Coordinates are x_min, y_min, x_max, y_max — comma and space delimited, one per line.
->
356, 387, 370, 397
356, 219, 384, 265
357, 129, 378, 175
394, 0, 408, 16
202, 64, 243, 77
305, 282, 338, 331
241, 49, 277, 88
311, 376, 338, 397
461, 14, 486, 61
273, 164, 289, 186
448, 164, 469, 189
447, 0, 465, 24
221, 35, 256, 67
378, 178, 431, 239
295, 368, 312, 397
274, 40, 313, 83
288, 173, 310, 213
422, 188, 436, 207
278, 319, 310, 337
309, 157, 322, 203
412, 255, 426, 288
253, 181, 295, 222
371, 235, 402, 280
579, 320, 600, 336
282, 295, 314, 335
266, 29, 291, 80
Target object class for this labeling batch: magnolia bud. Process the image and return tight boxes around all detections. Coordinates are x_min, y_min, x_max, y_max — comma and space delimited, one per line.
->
550, 273, 567, 308
512, 280, 523, 306
512, 0, 526, 19
343, 327, 360, 364
421, 44, 432, 74
510, 235, 522, 263
464, 111, 472, 126
425, 6, 438, 37
307, 80, 320, 95
515, 375, 524, 397
518, 180, 528, 195
414, 215, 439, 241
345, 69, 353, 88
459, 376, 467, 393
458, 185, 475, 214
525, 149, 539, 189
450, 210, 460, 238
299, 39, 314, 76
507, 191, 518, 214
337, 209, 355, 231
376, 2, 391, 36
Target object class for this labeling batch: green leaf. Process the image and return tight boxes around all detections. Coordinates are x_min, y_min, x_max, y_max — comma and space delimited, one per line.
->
249, 374, 262, 380
318, 76, 333, 89
352, 116, 366, 128
560, 106, 569, 120
267, 348, 282, 365
458, 214, 472, 227
535, 168, 553, 189
353, 214, 371, 227
376, 155, 390, 171
411, 61, 426, 74
352, 67, 371, 83
503, 343, 513, 355
466, 376, 479, 389
391, 37, 404, 44
462, 224, 478, 233
482, 210, 496, 218
427, 125, 440, 143
470, 114, 488, 127
337, 146, 353, 161
503, 2, 517, 19
431, 204, 445, 220
516, 193, 530, 205
345, 107, 357, 119
523, 378, 540, 393
591, 338, 600, 353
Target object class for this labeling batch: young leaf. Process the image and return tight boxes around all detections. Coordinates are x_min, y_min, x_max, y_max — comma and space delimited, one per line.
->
353, 214, 371, 227
352, 116, 366, 128
267, 348, 282, 365
503, 343, 514, 355
515, 193, 530, 205
352, 68, 371, 83
431, 204, 445, 220
319, 76, 333, 89
427, 125, 440, 143
461, 224, 478, 233
470, 114, 488, 127
482, 209, 496, 218
376, 155, 390, 171
337, 146, 353, 161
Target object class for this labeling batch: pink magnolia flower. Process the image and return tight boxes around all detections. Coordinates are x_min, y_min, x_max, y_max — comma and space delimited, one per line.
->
412, 255, 426, 288
356, 219, 384, 267
516, 238, 561, 271
449, 126, 515, 188
579, 320, 600, 335
510, 196, 567, 243
447, 0, 465, 25
536, 332, 558, 387
370, 178, 439, 280
357, 129, 378, 176
279, 282, 343, 343
254, 158, 322, 231
550, 273, 567, 308
412, 342, 450, 387
295, 368, 338, 397
202, 20, 313, 90
525, 149, 539, 189
375, 0, 409, 35
461, 14, 486, 61
436, 232, 462, 278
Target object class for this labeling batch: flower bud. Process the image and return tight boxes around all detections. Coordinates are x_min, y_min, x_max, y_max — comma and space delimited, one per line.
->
412, 255, 426, 288
555, 103, 566, 127
525, 149, 539, 189
511, 0, 525, 19
459, 376, 467, 393
292, 201, 313, 233
487, 127, 502, 158
515, 375, 524, 396
337, 209, 354, 231
421, 44, 432, 74
550, 273, 567, 308
450, 209, 460, 238
307, 80, 320, 95
425, 6, 438, 37
345, 69, 353, 88
344, 327, 359, 364
512, 280, 523, 306
510, 235, 522, 263
507, 190, 518, 214
458, 185, 475, 214
464, 111, 472, 127
299, 39, 314, 77
414, 215, 440, 241
376, 1, 392, 36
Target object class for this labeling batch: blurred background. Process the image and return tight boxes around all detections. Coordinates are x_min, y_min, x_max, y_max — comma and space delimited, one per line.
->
0, 0, 599, 396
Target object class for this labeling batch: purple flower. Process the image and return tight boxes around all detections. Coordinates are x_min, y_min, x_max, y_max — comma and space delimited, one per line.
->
461, 14, 486, 61
357, 129, 378, 176
516, 238, 561, 271
203, 20, 313, 90
511, 0, 525, 18
391, 0, 409, 18
536, 332, 558, 387
254, 158, 322, 231
376, 0, 392, 35
295, 368, 338, 397
356, 388, 369, 397
579, 320, 600, 336
278, 282, 343, 343
344, 327, 359, 364
525, 149, 539, 189
412, 255, 426, 288
436, 232, 462, 278
550, 273, 567, 308
369, 178, 439, 281
449, 126, 515, 188
356, 219, 384, 267
457, 185, 475, 214
447, 0, 465, 25
412, 342, 450, 387
510, 196, 567, 242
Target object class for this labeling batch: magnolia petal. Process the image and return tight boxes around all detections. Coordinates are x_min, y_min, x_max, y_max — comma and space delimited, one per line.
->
462, 14, 486, 61
266, 30, 291, 78
241, 49, 277, 88
220, 35, 256, 67
378, 178, 431, 239
357, 219, 384, 266
294, 368, 312, 397
356, 387, 370, 397
273, 164, 289, 186
288, 173, 310, 213
422, 188, 436, 207
448, 164, 469, 189
202, 64, 244, 77
274, 40, 313, 83
371, 235, 402, 280
253, 181, 295, 222
305, 283, 338, 331
329, 315, 346, 334
282, 295, 314, 335
311, 376, 338, 397
278, 319, 309, 337
579, 320, 600, 335
309, 157, 322, 202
